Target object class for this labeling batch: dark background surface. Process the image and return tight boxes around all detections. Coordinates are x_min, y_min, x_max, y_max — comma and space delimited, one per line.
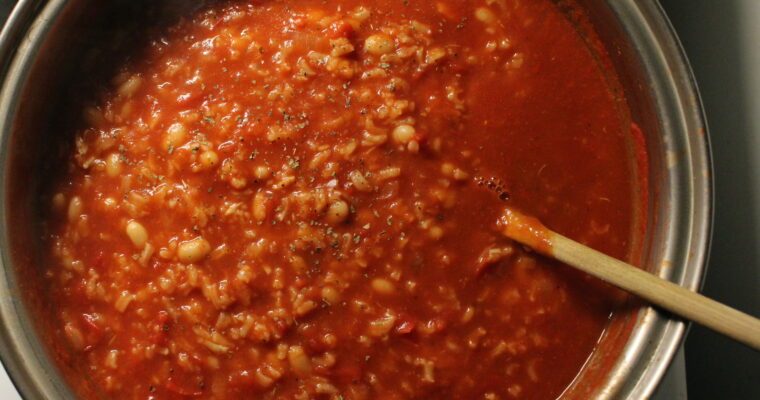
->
0, 0, 757, 399
660, 0, 760, 399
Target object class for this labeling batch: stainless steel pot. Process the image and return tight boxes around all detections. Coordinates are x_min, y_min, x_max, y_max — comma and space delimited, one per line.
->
0, 0, 712, 399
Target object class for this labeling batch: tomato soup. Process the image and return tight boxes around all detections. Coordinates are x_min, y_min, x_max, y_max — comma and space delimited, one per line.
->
44, 0, 641, 399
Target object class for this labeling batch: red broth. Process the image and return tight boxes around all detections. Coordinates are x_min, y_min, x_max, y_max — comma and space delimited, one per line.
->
44, 1, 642, 399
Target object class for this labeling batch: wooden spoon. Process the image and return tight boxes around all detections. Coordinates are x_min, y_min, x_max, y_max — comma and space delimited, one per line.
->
499, 207, 760, 351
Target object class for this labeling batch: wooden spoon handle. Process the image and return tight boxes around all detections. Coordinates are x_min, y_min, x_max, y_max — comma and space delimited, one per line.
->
500, 208, 760, 351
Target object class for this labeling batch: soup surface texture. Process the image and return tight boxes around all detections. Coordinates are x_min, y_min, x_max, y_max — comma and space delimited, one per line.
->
45, 0, 639, 399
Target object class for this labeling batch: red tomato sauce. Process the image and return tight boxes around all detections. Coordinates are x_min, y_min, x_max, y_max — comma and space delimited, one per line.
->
43, 1, 641, 399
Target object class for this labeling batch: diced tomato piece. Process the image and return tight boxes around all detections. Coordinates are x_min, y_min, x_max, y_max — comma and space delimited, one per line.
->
228, 370, 257, 388
313, 364, 331, 376
166, 374, 204, 397
474, 246, 513, 276
293, 276, 308, 289
291, 16, 307, 28
80, 313, 104, 346
150, 311, 171, 345
176, 89, 201, 106
217, 140, 237, 153
424, 317, 446, 335
395, 318, 416, 335
81, 313, 102, 335
327, 20, 355, 39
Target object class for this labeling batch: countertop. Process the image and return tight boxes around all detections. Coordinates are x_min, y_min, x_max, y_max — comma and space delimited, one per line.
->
660, 0, 760, 398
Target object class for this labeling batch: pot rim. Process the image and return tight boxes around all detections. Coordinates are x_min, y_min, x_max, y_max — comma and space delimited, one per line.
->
593, 1, 712, 398
0, 1, 712, 399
